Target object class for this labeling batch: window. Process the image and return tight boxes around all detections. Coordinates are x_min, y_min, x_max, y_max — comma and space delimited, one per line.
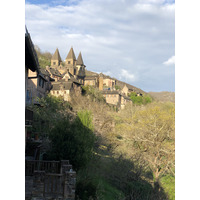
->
39, 77, 42, 87
53, 62, 56, 65
64, 91, 66, 94
68, 61, 70, 64
42, 80, 44, 88
57, 91, 59, 94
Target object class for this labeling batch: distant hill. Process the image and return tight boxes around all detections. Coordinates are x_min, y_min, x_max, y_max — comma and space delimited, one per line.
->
148, 91, 175, 103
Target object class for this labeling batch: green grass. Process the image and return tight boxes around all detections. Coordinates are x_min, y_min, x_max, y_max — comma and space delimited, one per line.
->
96, 178, 125, 200
160, 175, 175, 200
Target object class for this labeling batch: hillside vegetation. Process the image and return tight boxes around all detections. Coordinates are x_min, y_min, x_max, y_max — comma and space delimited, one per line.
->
34, 45, 52, 69
30, 86, 175, 200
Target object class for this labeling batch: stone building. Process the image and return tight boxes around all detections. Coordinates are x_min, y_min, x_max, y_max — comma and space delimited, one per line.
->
102, 90, 121, 106
50, 79, 82, 102
121, 85, 129, 96
46, 66, 63, 82
49, 47, 86, 84
103, 75, 116, 88
115, 79, 145, 96
121, 95, 132, 109
51, 48, 62, 67
84, 75, 99, 87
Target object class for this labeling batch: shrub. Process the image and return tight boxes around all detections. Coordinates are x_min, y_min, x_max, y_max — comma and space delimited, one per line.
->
48, 116, 95, 171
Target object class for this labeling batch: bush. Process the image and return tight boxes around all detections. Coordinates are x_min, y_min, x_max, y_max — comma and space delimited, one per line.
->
129, 92, 152, 105
77, 110, 94, 131
47, 116, 95, 171
82, 85, 105, 103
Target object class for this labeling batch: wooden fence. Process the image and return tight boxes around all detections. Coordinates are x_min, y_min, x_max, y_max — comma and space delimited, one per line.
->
25, 160, 61, 176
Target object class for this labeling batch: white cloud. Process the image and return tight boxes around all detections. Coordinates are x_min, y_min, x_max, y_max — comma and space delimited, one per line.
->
163, 56, 175, 66
120, 69, 137, 82
25, 0, 175, 92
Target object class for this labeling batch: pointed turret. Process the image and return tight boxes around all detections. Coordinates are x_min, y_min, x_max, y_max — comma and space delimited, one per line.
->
52, 48, 62, 61
51, 48, 62, 66
65, 47, 76, 69
76, 52, 84, 66
66, 47, 76, 60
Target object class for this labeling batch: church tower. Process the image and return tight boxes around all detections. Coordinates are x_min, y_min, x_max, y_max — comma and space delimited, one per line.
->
76, 52, 86, 83
65, 47, 77, 75
51, 48, 62, 67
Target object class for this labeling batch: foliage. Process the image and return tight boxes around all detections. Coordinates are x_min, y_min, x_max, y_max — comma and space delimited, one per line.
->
115, 85, 121, 90
77, 110, 94, 131
129, 92, 152, 105
31, 94, 71, 136
47, 115, 96, 171
160, 175, 175, 200
35, 45, 52, 68
82, 85, 106, 103
31, 95, 95, 170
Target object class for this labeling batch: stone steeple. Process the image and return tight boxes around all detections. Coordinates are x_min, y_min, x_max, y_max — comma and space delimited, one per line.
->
51, 48, 62, 66
66, 47, 76, 60
65, 47, 76, 68
76, 52, 84, 66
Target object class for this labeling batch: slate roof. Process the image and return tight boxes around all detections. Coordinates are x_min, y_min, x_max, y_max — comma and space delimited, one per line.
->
115, 79, 146, 94
52, 81, 73, 90
52, 48, 62, 61
25, 27, 40, 72
76, 52, 84, 65
85, 76, 98, 80
49, 67, 62, 77
40, 68, 50, 76
66, 47, 76, 60
101, 90, 120, 95
121, 95, 131, 100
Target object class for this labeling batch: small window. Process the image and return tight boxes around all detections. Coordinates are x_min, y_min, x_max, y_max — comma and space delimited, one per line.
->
57, 91, 59, 94
68, 61, 70, 64
64, 91, 66, 94
42, 80, 44, 88
53, 62, 56, 65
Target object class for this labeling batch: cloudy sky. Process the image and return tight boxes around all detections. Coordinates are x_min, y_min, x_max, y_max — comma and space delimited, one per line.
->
25, 0, 175, 92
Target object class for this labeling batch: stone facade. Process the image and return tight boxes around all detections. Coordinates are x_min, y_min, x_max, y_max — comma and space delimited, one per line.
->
50, 79, 82, 102
102, 91, 121, 106
27, 69, 54, 104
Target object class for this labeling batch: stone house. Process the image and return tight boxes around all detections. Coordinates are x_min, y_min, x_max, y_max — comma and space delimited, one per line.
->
84, 75, 99, 87
103, 75, 116, 89
102, 90, 121, 106
46, 66, 63, 82
27, 68, 54, 104
25, 27, 41, 142
50, 79, 82, 102
121, 95, 132, 109
115, 80, 145, 96
121, 85, 129, 96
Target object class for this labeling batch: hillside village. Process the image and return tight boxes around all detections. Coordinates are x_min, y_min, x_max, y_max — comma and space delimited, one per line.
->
25, 28, 175, 200
26, 30, 146, 110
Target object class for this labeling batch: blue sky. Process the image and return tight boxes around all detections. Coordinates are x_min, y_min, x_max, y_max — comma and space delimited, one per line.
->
25, 0, 175, 92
